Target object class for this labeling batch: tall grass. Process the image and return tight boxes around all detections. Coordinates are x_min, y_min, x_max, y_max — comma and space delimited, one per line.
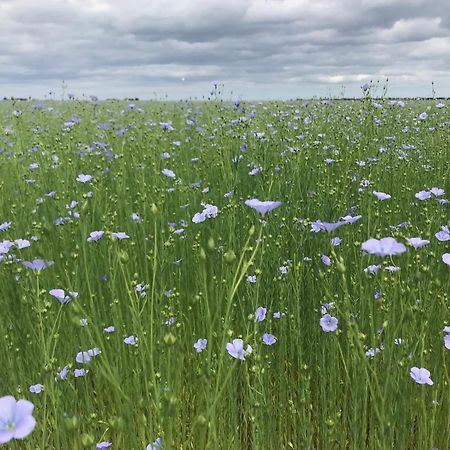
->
0, 95, 449, 449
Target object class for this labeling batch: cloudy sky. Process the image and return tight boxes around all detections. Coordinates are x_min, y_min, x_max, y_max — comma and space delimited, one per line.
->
1, 0, 450, 99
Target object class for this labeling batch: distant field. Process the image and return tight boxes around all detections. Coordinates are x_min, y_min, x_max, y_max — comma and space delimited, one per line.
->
0, 96, 449, 449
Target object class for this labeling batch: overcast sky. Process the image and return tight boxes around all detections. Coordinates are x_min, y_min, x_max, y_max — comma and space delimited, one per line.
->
1, 0, 450, 100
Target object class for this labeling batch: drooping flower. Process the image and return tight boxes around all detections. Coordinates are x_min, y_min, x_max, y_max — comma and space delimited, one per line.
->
320, 314, 338, 332
194, 338, 208, 353
245, 199, 282, 216
226, 339, 253, 360
361, 237, 406, 257
410, 367, 433, 385
0, 396, 36, 445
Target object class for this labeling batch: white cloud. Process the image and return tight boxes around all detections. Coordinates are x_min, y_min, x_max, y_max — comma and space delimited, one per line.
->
0, 0, 449, 98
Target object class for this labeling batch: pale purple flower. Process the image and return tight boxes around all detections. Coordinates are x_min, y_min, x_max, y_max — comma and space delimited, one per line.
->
373, 191, 391, 201
0, 221, 12, 232
247, 275, 257, 283
361, 237, 406, 257
21, 259, 54, 271
385, 265, 400, 272
96, 442, 112, 449
192, 204, 218, 223
160, 121, 174, 130
262, 333, 277, 345
365, 348, 381, 357
58, 367, 68, 380
226, 339, 253, 360
192, 212, 206, 224
112, 232, 129, 240
161, 168, 176, 178
279, 266, 288, 274
406, 238, 430, 249
418, 112, 428, 121
245, 199, 282, 216
410, 367, 433, 385
49, 289, 77, 305
415, 190, 432, 200
124, 335, 137, 346
442, 253, 450, 266
103, 326, 115, 333
203, 204, 218, 218
341, 214, 362, 223
76, 174, 93, 183
147, 437, 163, 450
0, 396, 36, 444
430, 187, 445, 197
131, 213, 141, 223
444, 334, 450, 350
14, 239, 30, 249
435, 226, 450, 242
331, 237, 342, 246
273, 311, 283, 319
87, 231, 104, 242
321, 255, 331, 266
311, 220, 345, 233
320, 314, 338, 332
0, 240, 14, 253
73, 368, 88, 378
28, 384, 43, 394
255, 307, 267, 322
194, 338, 208, 353
76, 348, 101, 364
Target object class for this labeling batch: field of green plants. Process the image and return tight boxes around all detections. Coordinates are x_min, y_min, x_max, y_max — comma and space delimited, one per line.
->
0, 94, 449, 449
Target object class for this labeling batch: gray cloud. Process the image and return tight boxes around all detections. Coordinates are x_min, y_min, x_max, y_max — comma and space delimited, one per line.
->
1, 0, 449, 99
